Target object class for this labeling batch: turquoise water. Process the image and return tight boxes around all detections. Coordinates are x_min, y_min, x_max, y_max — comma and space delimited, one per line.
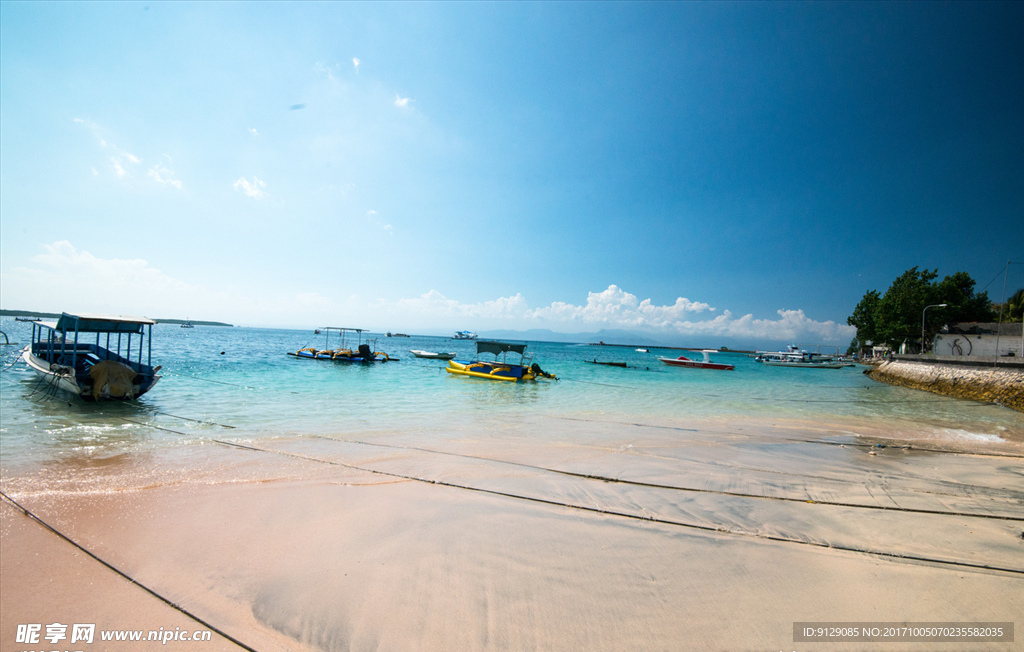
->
1, 318, 1021, 470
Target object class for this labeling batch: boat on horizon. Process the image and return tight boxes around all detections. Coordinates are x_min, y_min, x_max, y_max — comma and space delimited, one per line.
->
659, 350, 735, 371
22, 312, 162, 400
453, 330, 477, 340
410, 349, 456, 360
181, 318, 195, 328
289, 327, 392, 363
446, 340, 556, 382
755, 346, 851, 369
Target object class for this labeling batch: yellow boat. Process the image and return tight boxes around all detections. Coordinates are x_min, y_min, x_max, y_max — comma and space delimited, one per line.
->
445, 341, 555, 382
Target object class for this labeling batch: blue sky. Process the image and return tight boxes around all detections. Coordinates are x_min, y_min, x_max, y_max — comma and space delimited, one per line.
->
1, 1, 1021, 347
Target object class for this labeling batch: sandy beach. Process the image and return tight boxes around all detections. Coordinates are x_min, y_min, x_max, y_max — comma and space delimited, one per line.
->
2, 413, 1021, 651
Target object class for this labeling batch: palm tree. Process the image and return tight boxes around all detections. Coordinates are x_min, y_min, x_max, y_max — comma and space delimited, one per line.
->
1005, 287, 1024, 322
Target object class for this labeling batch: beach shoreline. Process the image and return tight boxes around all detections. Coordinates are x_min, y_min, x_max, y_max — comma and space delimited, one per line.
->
3, 415, 1021, 651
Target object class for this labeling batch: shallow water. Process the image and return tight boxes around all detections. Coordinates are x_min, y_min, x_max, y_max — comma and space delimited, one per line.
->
1, 318, 1022, 473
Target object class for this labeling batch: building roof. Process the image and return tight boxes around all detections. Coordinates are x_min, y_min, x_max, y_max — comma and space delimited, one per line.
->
940, 322, 1023, 336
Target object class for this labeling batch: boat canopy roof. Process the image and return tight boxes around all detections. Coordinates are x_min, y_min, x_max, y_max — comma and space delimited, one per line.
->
477, 340, 527, 356
319, 327, 363, 333
41, 312, 156, 334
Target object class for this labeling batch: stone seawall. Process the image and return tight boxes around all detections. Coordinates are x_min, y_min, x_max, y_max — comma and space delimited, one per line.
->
867, 360, 1024, 412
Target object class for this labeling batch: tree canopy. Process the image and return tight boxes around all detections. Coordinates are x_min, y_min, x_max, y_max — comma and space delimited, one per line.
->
847, 267, 996, 351
999, 288, 1024, 323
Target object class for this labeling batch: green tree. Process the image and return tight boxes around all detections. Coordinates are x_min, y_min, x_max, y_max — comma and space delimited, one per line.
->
846, 289, 880, 348
875, 267, 938, 350
848, 267, 995, 352
1001, 288, 1024, 322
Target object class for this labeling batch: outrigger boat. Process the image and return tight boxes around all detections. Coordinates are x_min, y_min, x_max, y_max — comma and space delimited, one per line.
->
446, 340, 556, 382
659, 350, 735, 371
22, 312, 162, 400
289, 327, 392, 362
410, 350, 456, 360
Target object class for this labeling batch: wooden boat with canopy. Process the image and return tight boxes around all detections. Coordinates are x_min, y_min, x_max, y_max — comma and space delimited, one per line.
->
22, 312, 162, 400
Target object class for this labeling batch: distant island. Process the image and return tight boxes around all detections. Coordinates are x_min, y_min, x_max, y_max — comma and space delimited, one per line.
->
0, 310, 233, 327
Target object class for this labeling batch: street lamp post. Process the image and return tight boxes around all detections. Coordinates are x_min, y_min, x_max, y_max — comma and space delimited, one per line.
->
921, 303, 947, 354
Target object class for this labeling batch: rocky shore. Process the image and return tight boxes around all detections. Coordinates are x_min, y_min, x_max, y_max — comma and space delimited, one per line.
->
867, 359, 1024, 412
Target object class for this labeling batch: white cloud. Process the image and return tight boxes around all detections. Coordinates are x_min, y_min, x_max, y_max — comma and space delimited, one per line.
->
366, 209, 393, 235
1, 242, 315, 325
374, 285, 854, 344
148, 163, 183, 190
352, 57, 361, 72
1, 242, 198, 317
1, 249, 853, 344
233, 176, 268, 199
529, 285, 713, 328
315, 61, 339, 82
249, 128, 259, 136
394, 95, 411, 108
75, 118, 143, 178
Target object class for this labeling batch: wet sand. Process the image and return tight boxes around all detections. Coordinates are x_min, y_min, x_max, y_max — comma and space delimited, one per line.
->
2, 414, 1022, 651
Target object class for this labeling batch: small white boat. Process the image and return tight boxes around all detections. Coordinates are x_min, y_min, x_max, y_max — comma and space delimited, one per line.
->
410, 349, 456, 360
453, 331, 477, 340
659, 350, 734, 371
635, 348, 649, 353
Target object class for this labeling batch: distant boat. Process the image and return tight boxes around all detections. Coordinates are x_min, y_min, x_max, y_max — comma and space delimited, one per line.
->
288, 327, 392, 363
410, 349, 456, 360
446, 340, 556, 382
585, 359, 628, 368
181, 318, 195, 328
754, 345, 850, 369
14, 316, 41, 322
22, 312, 162, 400
386, 332, 411, 338
453, 331, 477, 340
635, 348, 649, 353
659, 350, 735, 371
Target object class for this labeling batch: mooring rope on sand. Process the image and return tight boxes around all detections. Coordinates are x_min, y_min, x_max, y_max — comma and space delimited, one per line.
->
306, 435, 1024, 522
85, 415, 1023, 576
0, 490, 258, 652
214, 437, 1024, 576
546, 415, 1024, 459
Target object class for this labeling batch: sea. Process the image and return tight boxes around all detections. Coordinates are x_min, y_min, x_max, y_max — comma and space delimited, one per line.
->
1, 317, 1022, 473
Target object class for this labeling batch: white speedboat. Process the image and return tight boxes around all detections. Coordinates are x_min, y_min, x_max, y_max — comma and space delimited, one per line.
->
410, 349, 456, 360
659, 350, 734, 371
22, 313, 162, 400
755, 346, 850, 369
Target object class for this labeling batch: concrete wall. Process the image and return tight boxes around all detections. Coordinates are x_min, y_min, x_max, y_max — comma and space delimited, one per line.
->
867, 359, 1024, 412
933, 333, 1023, 358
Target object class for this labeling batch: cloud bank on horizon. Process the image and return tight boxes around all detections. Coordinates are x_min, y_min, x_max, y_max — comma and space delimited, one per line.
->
2, 242, 855, 345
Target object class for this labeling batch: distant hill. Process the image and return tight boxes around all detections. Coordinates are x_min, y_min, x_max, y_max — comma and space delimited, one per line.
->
1, 310, 232, 327
0, 309, 61, 319
154, 318, 234, 327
